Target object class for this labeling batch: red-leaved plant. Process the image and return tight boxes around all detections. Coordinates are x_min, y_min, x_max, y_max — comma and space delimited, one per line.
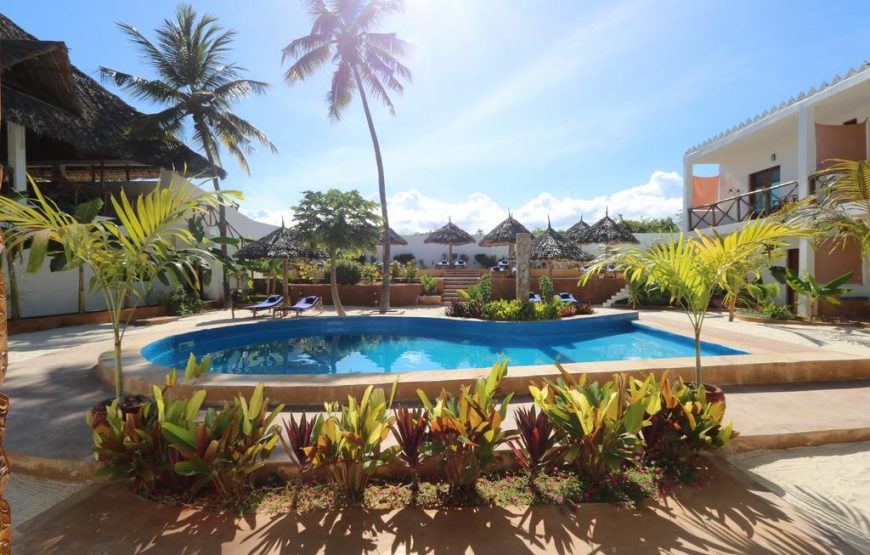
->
281, 412, 320, 475
392, 407, 429, 493
508, 406, 561, 483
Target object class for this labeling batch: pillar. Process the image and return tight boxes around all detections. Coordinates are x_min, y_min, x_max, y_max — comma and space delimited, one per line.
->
682, 156, 693, 232
516, 233, 531, 302
6, 122, 26, 193
797, 105, 816, 317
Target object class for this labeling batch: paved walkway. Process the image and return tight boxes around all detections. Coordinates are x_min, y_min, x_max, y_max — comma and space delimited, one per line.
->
13, 457, 860, 555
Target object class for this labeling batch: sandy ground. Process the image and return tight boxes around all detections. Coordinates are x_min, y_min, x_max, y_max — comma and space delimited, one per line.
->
729, 442, 870, 554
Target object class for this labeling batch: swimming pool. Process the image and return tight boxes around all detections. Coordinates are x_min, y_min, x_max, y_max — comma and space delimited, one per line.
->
141, 314, 746, 375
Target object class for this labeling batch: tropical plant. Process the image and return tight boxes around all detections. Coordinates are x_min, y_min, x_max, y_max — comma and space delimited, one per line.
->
162, 383, 284, 500
283, 0, 412, 313
771, 267, 853, 319
361, 263, 381, 285
167, 288, 203, 316
392, 407, 429, 494
389, 260, 403, 282
402, 260, 418, 282
393, 253, 415, 265
457, 274, 492, 304
642, 373, 738, 480
616, 215, 679, 233
417, 361, 514, 498
307, 384, 398, 500
100, 3, 277, 304
474, 253, 497, 268
507, 406, 561, 481
292, 189, 382, 316
0, 179, 228, 399
419, 274, 438, 295
48, 197, 104, 314
584, 220, 803, 384
530, 367, 660, 481
334, 260, 363, 285
280, 412, 322, 475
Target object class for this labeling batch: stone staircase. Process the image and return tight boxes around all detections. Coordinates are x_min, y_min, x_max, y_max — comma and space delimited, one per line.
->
441, 270, 482, 305
602, 284, 631, 308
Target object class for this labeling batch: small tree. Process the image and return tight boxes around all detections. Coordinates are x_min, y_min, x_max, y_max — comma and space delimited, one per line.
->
771, 267, 853, 320
0, 178, 228, 399
292, 190, 382, 316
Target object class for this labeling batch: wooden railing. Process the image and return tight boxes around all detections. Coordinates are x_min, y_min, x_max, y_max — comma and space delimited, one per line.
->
688, 180, 799, 230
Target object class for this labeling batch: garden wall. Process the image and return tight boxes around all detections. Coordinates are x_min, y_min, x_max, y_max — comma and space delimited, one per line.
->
285, 284, 423, 307
490, 276, 625, 304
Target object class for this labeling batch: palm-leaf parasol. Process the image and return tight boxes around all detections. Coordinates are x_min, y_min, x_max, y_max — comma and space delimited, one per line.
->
531, 217, 594, 278
381, 226, 407, 246
424, 218, 475, 267
479, 212, 531, 247
586, 209, 639, 244
564, 215, 591, 244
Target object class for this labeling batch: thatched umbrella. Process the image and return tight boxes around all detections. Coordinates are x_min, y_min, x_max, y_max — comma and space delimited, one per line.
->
479, 213, 530, 261
236, 221, 320, 303
531, 218, 594, 278
424, 219, 475, 267
564, 215, 591, 244
382, 226, 407, 246
586, 209, 639, 244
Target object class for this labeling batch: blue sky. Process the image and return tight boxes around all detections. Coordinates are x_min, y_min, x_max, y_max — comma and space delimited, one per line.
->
6, 1, 870, 233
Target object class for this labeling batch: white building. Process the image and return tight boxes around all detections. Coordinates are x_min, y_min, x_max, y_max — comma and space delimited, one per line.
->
683, 62, 870, 315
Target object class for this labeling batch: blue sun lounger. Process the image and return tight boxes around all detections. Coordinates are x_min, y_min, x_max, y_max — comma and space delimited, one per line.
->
286, 295, 323, 317
528, 292, 543, 303
559, 292, 580, 304
247, 295, 283, 318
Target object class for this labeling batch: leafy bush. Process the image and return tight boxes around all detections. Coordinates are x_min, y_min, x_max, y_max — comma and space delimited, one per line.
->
403, 260, 418, 283
393, 253, 415, 265
534, 301, 560, 320
281, 413, 321, 475
538, 276, 556, 303
474, 254, 497, 268
390, 260, 403, 281
419, 274, 438, 295
642, 373, 738, 480
308, 385, 398, 500
393, 407, 430, 493
334, 260, 362, 285
530, 367, 660, 481
361, 263, 380, 285
296, 261, 320, 283
458, 274, 492, 304
418, 361, 514, 498
162, 383, 284, 500
508, 406, 561, 479
168, 288, 203, 316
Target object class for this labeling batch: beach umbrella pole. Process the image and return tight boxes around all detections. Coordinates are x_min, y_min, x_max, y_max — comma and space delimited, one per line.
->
282, 258, 289, 305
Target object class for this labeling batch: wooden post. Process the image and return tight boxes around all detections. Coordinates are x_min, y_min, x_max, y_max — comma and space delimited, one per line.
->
0, 70, 13, 555
516, 233, 531, 302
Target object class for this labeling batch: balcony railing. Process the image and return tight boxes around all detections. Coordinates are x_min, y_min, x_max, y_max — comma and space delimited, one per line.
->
688, 180, 799, 230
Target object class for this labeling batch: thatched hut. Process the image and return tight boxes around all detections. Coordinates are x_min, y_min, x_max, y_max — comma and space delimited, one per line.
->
236, 222, 322, 303
382, 226, 407, 246
586, 210, 639, 244
531, 219, 594, 278
564, 216, 591, 244
424, 219, 475, 267
479, 213, 531, 262
0, 13, 221, 208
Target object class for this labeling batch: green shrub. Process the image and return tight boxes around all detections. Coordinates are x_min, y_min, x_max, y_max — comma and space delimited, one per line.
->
538, 276, 556, 303
420, 274, 438, 295
361, 263, 380, 285
474, 254, 497, 268
393, 253, 415, 265
334, 260, 362, 285
534, 301, 560, 320
458, 274, 492, 304
308, 385, 398, 500
418, 361, 513, 498
390, 260, 403, 281
168, 288, 203, 316
403, 260, 418, 283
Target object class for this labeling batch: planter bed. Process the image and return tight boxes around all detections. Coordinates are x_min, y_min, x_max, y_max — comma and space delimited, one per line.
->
736, 313, 869, 327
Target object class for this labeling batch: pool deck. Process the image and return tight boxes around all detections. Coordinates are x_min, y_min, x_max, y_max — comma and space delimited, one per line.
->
6, 306, 870, 479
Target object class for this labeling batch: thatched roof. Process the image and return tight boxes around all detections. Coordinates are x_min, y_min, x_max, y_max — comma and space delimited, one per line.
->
479, 214, 530, 246
564, 216, 591, 243
382, 226, 407, 246
0, 14, 223, 179
236, 223, 322, 261
424, 220, 475, 246
531, 220, 594, 261
586, 211, 639, 244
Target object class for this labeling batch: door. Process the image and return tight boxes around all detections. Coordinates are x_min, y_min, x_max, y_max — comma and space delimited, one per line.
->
785, 248, 799, 310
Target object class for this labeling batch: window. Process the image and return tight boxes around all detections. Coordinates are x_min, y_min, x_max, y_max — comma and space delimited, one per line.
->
749, 166, 781, 213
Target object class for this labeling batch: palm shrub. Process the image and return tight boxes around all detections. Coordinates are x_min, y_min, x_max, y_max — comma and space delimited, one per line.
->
530, 367, 660, 481
403, 260, 419, 283
419, 274, 438, 295
417, 361, 514, 499
162, 383, 284, 500
771, 267, 853, 319
0, 179, 228, 399
307, 385, 399, 501
642, 373, 738, 480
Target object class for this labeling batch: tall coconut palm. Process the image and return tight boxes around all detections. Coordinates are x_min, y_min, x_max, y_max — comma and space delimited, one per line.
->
282, 0, 411, 313
99, 3, 277, 305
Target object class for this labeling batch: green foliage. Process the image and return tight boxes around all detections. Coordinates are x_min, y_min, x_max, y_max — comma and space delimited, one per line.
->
403, 260, 418, 282
474, 254, 497, 268
538, 276, 556, 303
390, 260, 403, 281
308, 385, 399, 500
334, 260, 362, 285
361, 263, 380, 285
480, 299, 536, 321
419, 274, 438, 295
771, 266, 853, 318
295, 261, 320, 283
616, 215, 679, 233
168, 288, 203, 316
417, 361, 514, 497
530, 368, 661, 480
393, 253, 415, 264
163, 383, 284, 500
458, 274, 492, 304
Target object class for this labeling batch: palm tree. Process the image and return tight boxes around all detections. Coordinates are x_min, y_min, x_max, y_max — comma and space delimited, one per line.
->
99, 3, 277, 305
282, 0, 412, 313
801, 158, 870, 257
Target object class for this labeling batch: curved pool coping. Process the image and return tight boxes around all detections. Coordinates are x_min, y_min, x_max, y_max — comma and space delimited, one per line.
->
97, 312, 870, 404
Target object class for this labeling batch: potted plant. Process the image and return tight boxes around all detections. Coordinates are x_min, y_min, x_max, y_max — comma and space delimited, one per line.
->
418, 274, 441, 305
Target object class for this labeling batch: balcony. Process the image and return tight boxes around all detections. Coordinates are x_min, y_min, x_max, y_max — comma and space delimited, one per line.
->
688, 180, 799, 230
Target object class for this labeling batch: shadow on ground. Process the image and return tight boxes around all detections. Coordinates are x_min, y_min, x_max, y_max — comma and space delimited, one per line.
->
14, 458, 857, 555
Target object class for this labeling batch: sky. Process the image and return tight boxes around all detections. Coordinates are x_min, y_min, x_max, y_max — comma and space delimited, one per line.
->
6, 1, 870, 234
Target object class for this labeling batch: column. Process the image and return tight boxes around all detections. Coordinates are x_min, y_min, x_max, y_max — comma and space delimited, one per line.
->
6, 122, 26, 193
796, 105, 816, 317
682, 156, 693, 232
515, 233, 531, 302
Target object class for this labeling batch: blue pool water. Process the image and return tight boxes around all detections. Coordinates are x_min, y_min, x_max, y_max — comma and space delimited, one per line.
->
141, 314, 746, 375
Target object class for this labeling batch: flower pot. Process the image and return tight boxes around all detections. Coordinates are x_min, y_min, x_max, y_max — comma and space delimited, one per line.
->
698, 383, 725, 406
89, 394, 149, 428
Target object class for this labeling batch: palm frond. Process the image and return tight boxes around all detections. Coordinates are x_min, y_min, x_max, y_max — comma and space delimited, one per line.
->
98, 69, 182, 104
213, 79, 271, 102
327, 61, 356, 120
283, 44, 332, 83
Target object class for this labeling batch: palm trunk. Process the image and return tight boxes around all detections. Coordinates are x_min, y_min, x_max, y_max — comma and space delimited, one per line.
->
78, 265, 85, 314
330, 255, 345, 317
693, 327, 702, 386
0, 84, 13, 553
194, 116, 231, 309
352, 66, 391, 313
5, 250, 18, 320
